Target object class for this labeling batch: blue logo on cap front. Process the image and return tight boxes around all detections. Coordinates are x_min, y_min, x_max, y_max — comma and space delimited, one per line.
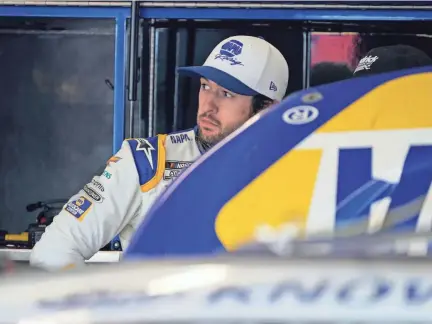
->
215, 39, 244, 66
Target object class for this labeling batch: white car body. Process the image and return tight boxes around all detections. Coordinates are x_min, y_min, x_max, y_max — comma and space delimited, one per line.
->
0, 253, 431, 323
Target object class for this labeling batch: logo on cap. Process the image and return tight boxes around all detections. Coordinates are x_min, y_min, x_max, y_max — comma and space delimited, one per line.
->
214, 39, 244, 66
269, 81, 278, 92
354, 55, 379, 74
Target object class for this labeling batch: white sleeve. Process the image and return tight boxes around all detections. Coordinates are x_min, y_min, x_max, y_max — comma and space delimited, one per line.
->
30, 140, 142, 270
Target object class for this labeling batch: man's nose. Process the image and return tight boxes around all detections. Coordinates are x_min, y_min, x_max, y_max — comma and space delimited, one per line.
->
201, 92, 219, 114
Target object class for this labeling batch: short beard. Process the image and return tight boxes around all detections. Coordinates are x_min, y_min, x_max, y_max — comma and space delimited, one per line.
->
197, 109, 255, 147
198, 128, 225, 145
198, 119, 250, 147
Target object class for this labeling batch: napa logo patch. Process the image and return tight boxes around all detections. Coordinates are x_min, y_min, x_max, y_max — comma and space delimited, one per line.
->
65, 196, 92, 221
169, 133, 191, 144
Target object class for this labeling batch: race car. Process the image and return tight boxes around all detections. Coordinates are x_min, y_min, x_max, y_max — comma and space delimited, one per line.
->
0, 239, 431, 323
125, 65, 432, 259
0, 65, 431, 323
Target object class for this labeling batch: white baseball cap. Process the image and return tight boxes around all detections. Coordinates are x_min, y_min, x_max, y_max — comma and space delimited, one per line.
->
178, 35, 289, 101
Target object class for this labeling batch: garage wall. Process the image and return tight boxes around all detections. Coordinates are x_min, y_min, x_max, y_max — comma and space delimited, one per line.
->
0, 18, 115, 232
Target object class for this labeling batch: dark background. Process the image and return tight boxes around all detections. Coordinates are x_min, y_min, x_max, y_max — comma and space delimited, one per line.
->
0, 18, 115, 232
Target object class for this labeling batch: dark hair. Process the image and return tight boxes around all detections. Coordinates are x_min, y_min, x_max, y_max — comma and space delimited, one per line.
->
310, 62, 353, 87
252, 94, 273, 114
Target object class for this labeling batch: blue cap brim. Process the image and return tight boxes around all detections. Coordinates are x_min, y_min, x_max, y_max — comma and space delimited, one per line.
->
177, 66, 259, 96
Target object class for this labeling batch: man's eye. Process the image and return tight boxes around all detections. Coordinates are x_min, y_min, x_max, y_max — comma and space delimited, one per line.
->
201, 83, 210, 90
223, 91, 233, 98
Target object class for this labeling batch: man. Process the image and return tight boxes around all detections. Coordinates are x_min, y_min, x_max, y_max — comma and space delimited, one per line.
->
30, 35, 289, 270
353, 44, 432, 77
310, 62, 352, 87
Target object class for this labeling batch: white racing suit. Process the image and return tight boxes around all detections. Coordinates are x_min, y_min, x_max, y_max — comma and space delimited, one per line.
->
30, 128, 201, 270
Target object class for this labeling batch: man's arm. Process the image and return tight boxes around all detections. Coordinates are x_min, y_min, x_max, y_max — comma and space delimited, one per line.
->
30, 140, 143, 270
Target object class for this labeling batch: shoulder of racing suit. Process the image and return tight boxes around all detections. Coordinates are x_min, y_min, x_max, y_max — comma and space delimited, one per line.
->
29, 128, 199, 270
124, 127, 197, 192
124, 135, 166, 193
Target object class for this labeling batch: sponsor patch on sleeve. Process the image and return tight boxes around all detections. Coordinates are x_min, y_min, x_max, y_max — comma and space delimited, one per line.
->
90, 179, 105, 192
163, 161, 193, 180
65, 196, 92, 221
83, 184, 104, 203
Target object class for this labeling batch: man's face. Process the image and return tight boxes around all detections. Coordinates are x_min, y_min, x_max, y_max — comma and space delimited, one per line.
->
197, 78, 254, 144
